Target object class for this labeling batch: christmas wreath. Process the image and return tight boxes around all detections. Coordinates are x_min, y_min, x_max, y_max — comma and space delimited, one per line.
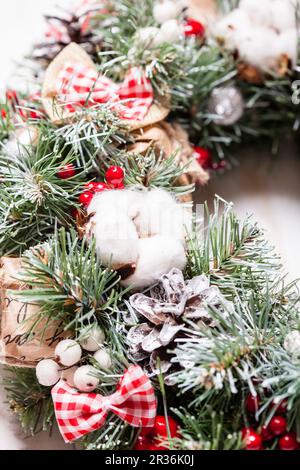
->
0, 0, 300, 452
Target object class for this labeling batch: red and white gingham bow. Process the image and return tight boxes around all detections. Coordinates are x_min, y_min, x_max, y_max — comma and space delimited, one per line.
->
56, 62, 154, 120
51, 365, 157, 443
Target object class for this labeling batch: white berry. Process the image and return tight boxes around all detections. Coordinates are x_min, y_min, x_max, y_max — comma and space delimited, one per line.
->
60, 366, 78, 388
36, 359, 60, 387
94, 348, 112, 369
79, 325, 105, 352
153, 1, 181, 24
55, 339, 82, 366
136, 26, 161, 47
157, 19, 183, 44
73, 365, 100, 392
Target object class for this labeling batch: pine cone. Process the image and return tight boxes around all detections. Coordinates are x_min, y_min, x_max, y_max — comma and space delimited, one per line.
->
32, 7, 103, 65
125, 268, 226, 377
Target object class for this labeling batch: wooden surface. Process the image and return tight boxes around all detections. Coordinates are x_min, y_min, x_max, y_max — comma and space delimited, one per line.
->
0, 0, 299, 450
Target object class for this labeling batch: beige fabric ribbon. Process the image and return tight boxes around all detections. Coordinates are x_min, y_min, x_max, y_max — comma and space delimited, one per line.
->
0, 257, 69, 368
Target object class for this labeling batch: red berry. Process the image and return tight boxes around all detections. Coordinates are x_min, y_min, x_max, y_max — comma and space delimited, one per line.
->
139, 426, 155, 438
153, 416, 179, 439
184, 19, 205, 37
193, 146, 212, 169
93, 182, 109, 193
271, 399, 287, 415
79, 191, 94, 207
242, 427, 263, 450
105, 166, 125, 186
261, 424, 274, 442
245, 394, 260, 415
1, 109, 6, 119
279, 432, 299, 451
134, 436, 152, 451
6, 89, 18, 102
269, 416, 287, 436
29, 110, 40, 119
57, 164, 76, 179
85, 182, 97, 192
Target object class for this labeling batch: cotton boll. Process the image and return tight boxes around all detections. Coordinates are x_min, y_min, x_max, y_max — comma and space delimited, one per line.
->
121, 235, 187, 289
239, 0, 273, 27
87, 190, 141, 268
156, 19, 184, 44
133, 189, 187, 241
36, 359, 60, 387
80, 325, 105, 352
55, 339, 82, 366
74, 365, 99, 392
271, 0, 296, 33
276, 29, 298, 65
213, 9, 251, 51
60, 366, 78, 387
94, 348, 112, 369
238, 27, 279, 70
153, 1, 182, 24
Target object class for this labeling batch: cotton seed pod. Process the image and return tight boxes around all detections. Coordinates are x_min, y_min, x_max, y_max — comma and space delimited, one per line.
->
73, 365, 100, 392
153, 1, 181, 24
36, 359, 60, 387
79, 325, 106, 352
55, 339, 82, 366
93, 348, 112, 369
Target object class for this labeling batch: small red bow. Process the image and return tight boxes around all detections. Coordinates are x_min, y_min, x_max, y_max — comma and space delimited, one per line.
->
55, 62, 154, 121
52, 365, 157, 443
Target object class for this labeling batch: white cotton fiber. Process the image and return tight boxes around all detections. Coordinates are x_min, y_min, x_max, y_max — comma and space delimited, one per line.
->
121, 235, 187, 289
87, 188, 188, 289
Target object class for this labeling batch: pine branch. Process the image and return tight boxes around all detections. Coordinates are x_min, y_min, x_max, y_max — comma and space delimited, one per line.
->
50, 105, 131, 171
186, 196, 281, 295
0, 133, 85, 256
108, 148, 194, 197
3, 367, 54, 435
12, 228, 124, 337
97, 0, 235, 109
173, 407, 243, 450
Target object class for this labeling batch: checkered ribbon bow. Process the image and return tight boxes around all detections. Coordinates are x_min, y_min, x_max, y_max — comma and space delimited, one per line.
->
56, 62, 153, 120
51, 365, 157, 443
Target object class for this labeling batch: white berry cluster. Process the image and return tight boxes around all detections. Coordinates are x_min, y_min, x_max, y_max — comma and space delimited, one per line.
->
36, 325, 112, 392
136, 0, 186, 47
213, 0, 298, 72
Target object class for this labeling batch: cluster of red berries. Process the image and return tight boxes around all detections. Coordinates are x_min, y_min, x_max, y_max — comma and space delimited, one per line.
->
57, 164, 125, 208
184, 19, 205, 38
79, 166, 125, 207
134, 416, 180, 451
193, 146, 227, 171
242, 394, 299, 451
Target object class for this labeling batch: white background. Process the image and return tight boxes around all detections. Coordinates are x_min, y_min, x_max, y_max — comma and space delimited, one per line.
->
0, 0, 300, 450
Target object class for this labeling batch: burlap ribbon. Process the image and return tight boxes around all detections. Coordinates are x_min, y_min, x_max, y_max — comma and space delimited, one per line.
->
0, 257, 69, 368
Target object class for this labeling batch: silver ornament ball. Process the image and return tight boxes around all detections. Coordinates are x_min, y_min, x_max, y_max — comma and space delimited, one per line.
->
208, 85, 244, 126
